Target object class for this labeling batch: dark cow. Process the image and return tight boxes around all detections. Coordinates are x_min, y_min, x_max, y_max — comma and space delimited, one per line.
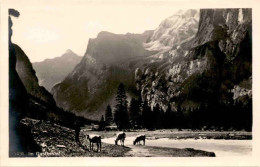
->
133, 135, 146, 145
115, 132, 126, 146
86, 134, 102, 152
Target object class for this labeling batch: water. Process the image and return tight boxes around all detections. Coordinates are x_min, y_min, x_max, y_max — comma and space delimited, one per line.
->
103, 137, 252, 157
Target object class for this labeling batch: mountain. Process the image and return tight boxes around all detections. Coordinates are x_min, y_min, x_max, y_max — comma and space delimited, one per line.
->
144, 9, 199, 53
32, 50, 82, 91
52, 30, 154, 119
85, 31, 154, 64
52, 9, 252, 123
136, 8, 252, 111
14, 44, 56, 105
14, 41, 92, 120
51, 10, 200, 120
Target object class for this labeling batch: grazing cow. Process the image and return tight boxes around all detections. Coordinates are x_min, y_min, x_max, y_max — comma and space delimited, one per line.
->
115, 132, 126, 146
133, 135, 146, 145
86, 134, 102, 152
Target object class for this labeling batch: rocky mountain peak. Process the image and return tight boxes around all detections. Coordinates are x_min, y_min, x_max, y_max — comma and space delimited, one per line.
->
190, 8, 252, 48
33, 49, 82, 91
96, 31, 113, 37
61, 49, 79, 59
144, 9, 199, 53
84, 31, 153, 64
136, 8, 252, 111
65, 49, 74, 54
175, 9, 199, 17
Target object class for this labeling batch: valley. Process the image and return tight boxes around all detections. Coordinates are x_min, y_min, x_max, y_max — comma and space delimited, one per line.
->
8, 7, 252, 157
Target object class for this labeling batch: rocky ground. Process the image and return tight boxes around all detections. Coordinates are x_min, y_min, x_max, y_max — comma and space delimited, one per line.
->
22, 118, 130, 157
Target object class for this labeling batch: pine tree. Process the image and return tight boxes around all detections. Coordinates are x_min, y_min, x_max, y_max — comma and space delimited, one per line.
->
153, 103, 162, 129
129, 98, 141, 128
164, 104, 172, 128
105, 104, 113, 125
114, 83, 130, 129
99, 115, 105, 130
142, 99, 153, 129
176, 104, 183, 130
137, 93, 143, 127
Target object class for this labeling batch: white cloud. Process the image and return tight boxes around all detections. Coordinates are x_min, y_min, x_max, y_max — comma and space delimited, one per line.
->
24, 27, 59, 44
10, 1, 179, 62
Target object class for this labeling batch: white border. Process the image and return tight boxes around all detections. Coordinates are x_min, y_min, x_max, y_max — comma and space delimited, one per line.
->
1, 0, 259, 166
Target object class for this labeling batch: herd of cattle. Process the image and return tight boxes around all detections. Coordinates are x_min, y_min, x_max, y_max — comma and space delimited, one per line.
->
86, 132, 146, 152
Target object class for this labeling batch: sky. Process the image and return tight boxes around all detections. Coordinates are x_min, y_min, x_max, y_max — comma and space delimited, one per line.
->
8, 0, 187, 62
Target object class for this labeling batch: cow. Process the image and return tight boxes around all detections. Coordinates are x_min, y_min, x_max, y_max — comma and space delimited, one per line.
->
86, 134, 102, 152
115, 132, 126, 146
133, 135, 146, 145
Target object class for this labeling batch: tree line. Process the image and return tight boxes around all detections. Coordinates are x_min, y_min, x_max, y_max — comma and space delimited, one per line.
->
102, 83, 252, 131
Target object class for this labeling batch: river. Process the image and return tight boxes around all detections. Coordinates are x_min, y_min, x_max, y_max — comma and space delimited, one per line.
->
102, 137, 252, 157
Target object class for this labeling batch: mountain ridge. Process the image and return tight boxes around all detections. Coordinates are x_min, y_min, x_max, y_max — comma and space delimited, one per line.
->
52, 9, 252, 121
51, 29, 155, 119
33, 50, 82, 91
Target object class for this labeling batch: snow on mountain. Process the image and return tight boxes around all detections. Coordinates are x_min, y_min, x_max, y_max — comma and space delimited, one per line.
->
144, 9, 199, 55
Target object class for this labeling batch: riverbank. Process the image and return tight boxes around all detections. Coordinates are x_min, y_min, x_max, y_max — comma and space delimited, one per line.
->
124, 145, 215, 157
102, 135, 251, 157
22, 118, 216, 157
128, 146, 215, 157
82, 129, 252, 140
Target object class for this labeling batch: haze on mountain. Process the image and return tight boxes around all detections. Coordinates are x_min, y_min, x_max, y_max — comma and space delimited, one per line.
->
52, 9, 201, 119
52, 8, 252, 126
52, 30, 155, 119
9, 23, 90, 156
33, 50, 82, 91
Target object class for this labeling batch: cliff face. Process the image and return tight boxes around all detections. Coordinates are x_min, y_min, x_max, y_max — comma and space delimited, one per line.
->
14, 44, 56, 106
33, 50, 82, 91
52, 31, 154, 119
144, 9, 199, 53
85, 31, 153, 64
136, 9, 252, 110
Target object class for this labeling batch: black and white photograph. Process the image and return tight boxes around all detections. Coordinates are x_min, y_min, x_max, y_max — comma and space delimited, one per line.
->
1, 0, 259, 166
